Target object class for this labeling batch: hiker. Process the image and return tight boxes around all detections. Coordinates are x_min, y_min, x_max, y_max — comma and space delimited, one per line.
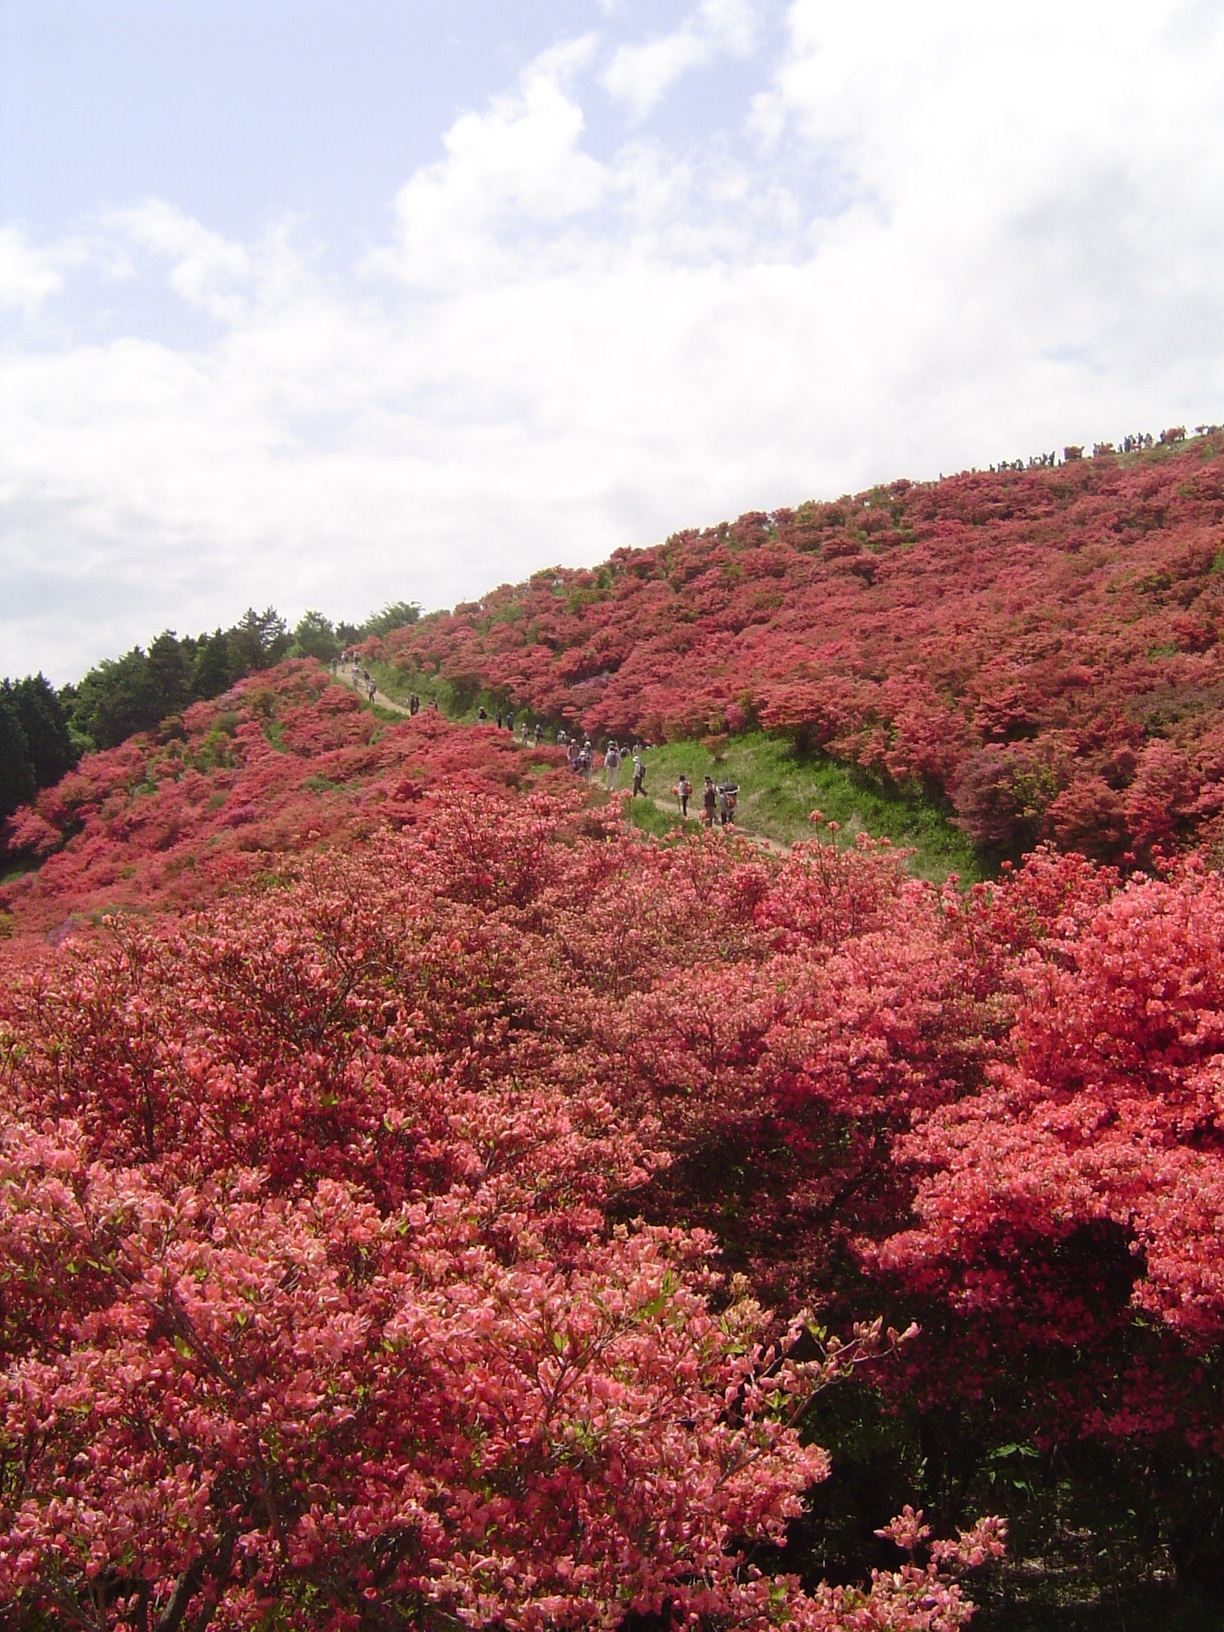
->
521, 719, 530, 743
506, 713, 514, 735
496, 710, 503, 729
702, 776, 717, 826
675, 773, 691, 817
567, 740, 581, 773
428, 698, 438, 713
632, 753, 646, 797
717, 780, 739, 827
534, 723, 543, 746
477, 706, 487, 722
580, 744, 593, 780
556, 727, 568, 746
367, 679, 376, 702
604, 742, 622, 791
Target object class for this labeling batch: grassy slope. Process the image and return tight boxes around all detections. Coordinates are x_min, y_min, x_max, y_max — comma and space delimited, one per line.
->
635, 733, 985, 880
365, 659, 457, 716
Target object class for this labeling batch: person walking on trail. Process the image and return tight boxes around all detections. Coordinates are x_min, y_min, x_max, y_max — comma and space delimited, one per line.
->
632, 753, 647, 797
702, 776, 717, 827
604, 742, 622, 791
367, 679, 376, 702
675, 773, 692, 817
717, 780, 739, 827
534, 723, 543, 746
567, 740, 581, 773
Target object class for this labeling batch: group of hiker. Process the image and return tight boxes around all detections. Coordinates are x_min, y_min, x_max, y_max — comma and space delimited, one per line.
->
333, 655, 436, 714
674, 772, 738, 827
355, 663, 377, 704
476, 707, 549, 746
550, 733, 649, 796
552, 733, 738, 825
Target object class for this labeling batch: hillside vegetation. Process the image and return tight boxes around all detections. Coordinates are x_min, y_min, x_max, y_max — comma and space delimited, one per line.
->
377, 433, 1224, 866
4, 436, 1224, 1629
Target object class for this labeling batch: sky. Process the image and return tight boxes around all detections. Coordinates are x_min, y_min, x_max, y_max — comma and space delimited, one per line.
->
2, 0, 1223, 684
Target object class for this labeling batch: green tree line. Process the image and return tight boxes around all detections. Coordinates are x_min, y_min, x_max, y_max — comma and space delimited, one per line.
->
1, 602, 419, 827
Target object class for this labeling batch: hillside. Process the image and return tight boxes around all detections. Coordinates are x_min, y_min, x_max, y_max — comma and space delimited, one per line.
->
0, 661, 554, 940
6, 451, 1224, 1627
377, 433, 1224, 862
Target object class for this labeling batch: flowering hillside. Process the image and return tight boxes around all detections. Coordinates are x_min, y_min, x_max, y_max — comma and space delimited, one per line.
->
379, 434, 1224, 861
0, 661, 554, 939
6, 463, 1224, 1624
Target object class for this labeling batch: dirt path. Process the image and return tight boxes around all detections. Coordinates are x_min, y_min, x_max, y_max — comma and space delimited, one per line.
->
620, 784, 792, 854
334, 666, 414, 716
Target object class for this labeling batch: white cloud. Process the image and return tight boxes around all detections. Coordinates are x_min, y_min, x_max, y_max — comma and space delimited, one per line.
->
0, 227, 75, 314
368, 38, 608, 290
603, 0, 761, 121
109, 200, 254, 321
749, 0, 1224, 423
2, 7, 1224, 683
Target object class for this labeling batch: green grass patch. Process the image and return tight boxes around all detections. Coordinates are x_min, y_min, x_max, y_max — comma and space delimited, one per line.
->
367, 661, 551, 732
641, 732, 988, 882
625, 793, 688, 842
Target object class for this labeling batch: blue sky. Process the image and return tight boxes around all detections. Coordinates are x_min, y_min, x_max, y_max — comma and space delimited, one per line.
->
2, 0, 1223, 681
2, 2, 787, 256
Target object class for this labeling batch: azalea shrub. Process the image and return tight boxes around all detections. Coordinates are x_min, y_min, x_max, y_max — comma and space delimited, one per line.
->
870, 850, 1224, 1597
0, 781, 1007, 1631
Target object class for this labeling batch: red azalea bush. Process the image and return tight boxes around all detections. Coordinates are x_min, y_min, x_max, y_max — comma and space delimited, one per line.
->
11, 736, 1224, 1614
0, 790, 1007, 1630
880, 849, 1224, 1361
860, 850, 1224, 1596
